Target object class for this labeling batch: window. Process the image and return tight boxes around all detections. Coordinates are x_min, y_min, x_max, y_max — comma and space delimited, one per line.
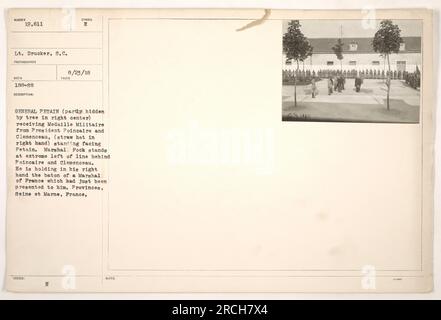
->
349, 43, 358, 51
399, 42, 406, 51
326, 61, 334, 66
372, 61, 380, 66
349, 61, 356, 66
396, 61, 406, 72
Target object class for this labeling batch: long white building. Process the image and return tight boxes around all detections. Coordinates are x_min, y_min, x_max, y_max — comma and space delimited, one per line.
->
283, 36, 421, 73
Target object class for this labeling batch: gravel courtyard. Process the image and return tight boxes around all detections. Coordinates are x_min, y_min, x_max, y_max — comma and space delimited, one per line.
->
282, 79, 420, 123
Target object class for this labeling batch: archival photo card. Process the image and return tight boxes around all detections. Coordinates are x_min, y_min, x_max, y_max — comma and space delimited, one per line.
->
282, 19, 422, 123
5, 8, 434, 293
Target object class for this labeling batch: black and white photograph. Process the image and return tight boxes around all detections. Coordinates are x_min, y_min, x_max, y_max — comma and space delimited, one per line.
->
282, 19, 422, 123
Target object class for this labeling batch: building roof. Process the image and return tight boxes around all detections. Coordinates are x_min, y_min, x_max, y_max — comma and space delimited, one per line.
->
307, 37, 421, 54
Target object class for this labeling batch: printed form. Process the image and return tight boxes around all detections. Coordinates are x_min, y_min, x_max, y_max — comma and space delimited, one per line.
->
5, 8, 435, 292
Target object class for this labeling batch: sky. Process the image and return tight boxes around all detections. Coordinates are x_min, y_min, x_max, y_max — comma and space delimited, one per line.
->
282, 20, 422, 38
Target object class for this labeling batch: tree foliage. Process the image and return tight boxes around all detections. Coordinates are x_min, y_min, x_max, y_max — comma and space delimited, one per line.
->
283, 20, 313, 67
332, 38, 344, 61
372, 20, 403, 55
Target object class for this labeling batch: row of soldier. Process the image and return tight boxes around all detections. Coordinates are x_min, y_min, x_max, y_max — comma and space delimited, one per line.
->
282, 68, 417, 84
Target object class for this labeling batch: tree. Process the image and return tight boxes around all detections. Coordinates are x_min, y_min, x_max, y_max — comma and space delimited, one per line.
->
372, 20, 403, 110
332, 39, 344, 72
283, 20, 313, 107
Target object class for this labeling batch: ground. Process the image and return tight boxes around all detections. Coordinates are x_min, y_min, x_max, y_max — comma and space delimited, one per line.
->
282, 79, 420, 123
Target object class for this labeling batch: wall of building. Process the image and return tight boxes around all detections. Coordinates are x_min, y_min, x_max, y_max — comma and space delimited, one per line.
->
283, 53, 421, 72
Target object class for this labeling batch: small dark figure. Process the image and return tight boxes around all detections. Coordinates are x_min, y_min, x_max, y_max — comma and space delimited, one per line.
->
311, 78, 317, 98
327, 77, 333, 95
355, 76, 362, 92
337, 76, 343, 92
386, 75, 391, 89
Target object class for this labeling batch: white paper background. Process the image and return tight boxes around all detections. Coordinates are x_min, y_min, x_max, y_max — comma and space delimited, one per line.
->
0, 0, 439, 299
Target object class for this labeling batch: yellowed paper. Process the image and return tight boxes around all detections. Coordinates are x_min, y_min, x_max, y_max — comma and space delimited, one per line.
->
6, 8, 434, 292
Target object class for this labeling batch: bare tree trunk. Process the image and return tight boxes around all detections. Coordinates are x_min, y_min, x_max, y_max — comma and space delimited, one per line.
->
294, 76, 297, 107
387, 54, 391, 110
294, 60, 299, 107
